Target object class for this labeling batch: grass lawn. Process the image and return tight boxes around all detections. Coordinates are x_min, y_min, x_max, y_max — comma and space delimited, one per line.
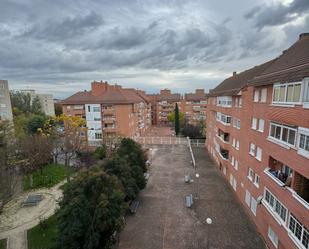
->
0, 239, 7, 249
27, 215, 58, 249
23, 164, 67, 190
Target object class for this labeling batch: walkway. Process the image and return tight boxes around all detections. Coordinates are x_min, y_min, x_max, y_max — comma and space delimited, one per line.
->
0, 181, 64, 249
117, 145, 266, 249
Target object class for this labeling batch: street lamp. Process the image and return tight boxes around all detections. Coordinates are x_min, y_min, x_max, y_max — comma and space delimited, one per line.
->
195, 173, 200, 199
206, 218, 213, 249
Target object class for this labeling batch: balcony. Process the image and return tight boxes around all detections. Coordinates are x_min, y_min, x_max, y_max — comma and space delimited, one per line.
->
219, 148, 229, 160
217, 129, 230, 143
264, 156, 309, 209
102, 108, 114, 116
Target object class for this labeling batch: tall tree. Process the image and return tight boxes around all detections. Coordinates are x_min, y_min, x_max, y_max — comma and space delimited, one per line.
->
174, 103, 180, 135
10, 91, 42, 115
55, 167, 126, 249
57, 115, 86, 181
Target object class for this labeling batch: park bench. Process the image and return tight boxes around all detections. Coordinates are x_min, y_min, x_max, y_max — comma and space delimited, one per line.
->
22, 194, 43, 207
129, 200, 140, 214
185, 194, 193, 208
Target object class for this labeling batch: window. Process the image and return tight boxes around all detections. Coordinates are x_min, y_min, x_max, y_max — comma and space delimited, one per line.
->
235, 160, 238, 170
248, 168, 254, 181
254, 174, 260, 187
216, 112, 232, 125
93, 106, 100, 112
233, 118, 240, 129
268, 226, 279, 248
94, 117, 101, 121
234, 97, 242, 107
249, 143, 255, 156
261, 88, 267, 102
269, 122, 297, 146
232, 138, 236, 147
217, 96, 232, 107
251, 197, 257, 216
258, 119, 265, 132
256, 147, 262, 161
272, 82, 302, 104
289, 214, 309, 249
254, 90, 259, 102
264, 189, 288, 223
303, 80, 309, 103
87, 106, 90, 112
252, 118, 257, 130
245, 190, 251, 207
223, 167, 226, 175
231, 156, 235, 166
236, 140, 240, 150
95, 133, 102, 139
298, 127, 309, 158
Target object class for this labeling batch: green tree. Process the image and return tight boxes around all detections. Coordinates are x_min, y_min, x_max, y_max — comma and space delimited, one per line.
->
103, 154, 139, 201
116, 138, 147, 190
26, 115, 47, 134
10, 91, 42, 115
167, 111, 185, 125
175, 103, 180, 135
93, 145, 107, 160
55, 167, 126, 249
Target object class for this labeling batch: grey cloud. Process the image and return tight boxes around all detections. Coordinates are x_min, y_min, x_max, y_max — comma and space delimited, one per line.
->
21, 11, 104, 41
245, 0, 309, 29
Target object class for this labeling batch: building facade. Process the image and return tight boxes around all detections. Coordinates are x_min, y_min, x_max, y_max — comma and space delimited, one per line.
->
147, 88, 207, 127
206, 33, 309, 249
62, 81, 151, 146
183, 89, 207, 126
21, 89, 55, 116
0, 80, 13, 121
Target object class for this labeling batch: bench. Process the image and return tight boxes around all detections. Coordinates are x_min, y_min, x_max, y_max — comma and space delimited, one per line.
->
22, 194, 44, 207
185, 194, 193, 208
129, 200, 140, 214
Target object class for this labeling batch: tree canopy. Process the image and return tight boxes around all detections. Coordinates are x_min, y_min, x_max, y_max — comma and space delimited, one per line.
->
55, 167, 126, 249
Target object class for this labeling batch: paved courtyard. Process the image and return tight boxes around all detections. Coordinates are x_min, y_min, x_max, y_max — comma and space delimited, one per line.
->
118, 145, 266, 249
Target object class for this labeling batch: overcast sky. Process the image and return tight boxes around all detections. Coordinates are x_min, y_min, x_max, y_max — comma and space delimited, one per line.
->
1, 0, 309, 98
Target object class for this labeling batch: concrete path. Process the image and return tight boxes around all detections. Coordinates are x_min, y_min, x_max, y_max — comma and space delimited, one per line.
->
0, 181, 64, 249
117, 145, 266, 249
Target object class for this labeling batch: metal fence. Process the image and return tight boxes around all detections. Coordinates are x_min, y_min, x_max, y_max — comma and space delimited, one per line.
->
133, 136, 187, 145
190, 139, 206, 147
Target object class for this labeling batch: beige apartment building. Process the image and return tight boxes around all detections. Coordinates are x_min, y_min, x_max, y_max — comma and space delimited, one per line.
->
20, 89, 55, 116
62, 81, 151, 146
0, 80, 13, 121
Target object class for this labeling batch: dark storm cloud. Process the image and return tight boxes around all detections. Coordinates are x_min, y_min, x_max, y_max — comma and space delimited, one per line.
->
245, 0, 309, 29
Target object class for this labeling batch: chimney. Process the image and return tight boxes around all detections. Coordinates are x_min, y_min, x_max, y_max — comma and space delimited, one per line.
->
195, 89, 205, 96
160, 89, 171, 95
299, 33, 309, 40
233, 71, 237, 76
91, 81, 109, 96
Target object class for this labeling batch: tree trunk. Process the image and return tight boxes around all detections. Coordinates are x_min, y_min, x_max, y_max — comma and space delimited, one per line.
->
65, 154, 71, 182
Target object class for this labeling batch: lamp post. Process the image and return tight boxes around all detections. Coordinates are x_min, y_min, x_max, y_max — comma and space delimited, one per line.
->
206, 218, 213, 249
195, 173, 200, 200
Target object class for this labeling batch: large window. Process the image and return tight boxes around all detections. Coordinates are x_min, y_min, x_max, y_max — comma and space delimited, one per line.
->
272, 82, 302, 104
269, 122, 297, 146
217, 96, 232, 107
289, 215, 309, 249
216, 112, 231, 125
264, 189, 287, 223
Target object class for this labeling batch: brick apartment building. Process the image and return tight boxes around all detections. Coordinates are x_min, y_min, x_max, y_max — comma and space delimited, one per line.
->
183, 89, 207, 125
62, 81, 151, 146
148, 88, 207, 127
206, 33, 309, 249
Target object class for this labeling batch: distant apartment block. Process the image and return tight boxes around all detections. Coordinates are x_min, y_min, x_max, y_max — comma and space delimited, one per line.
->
0, 80, 13, 121
148, 88, 207, 127
206, 33, 309, 249
183, 89, 207, 125
62, 81, 151, 146
21, 89, 55, 116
